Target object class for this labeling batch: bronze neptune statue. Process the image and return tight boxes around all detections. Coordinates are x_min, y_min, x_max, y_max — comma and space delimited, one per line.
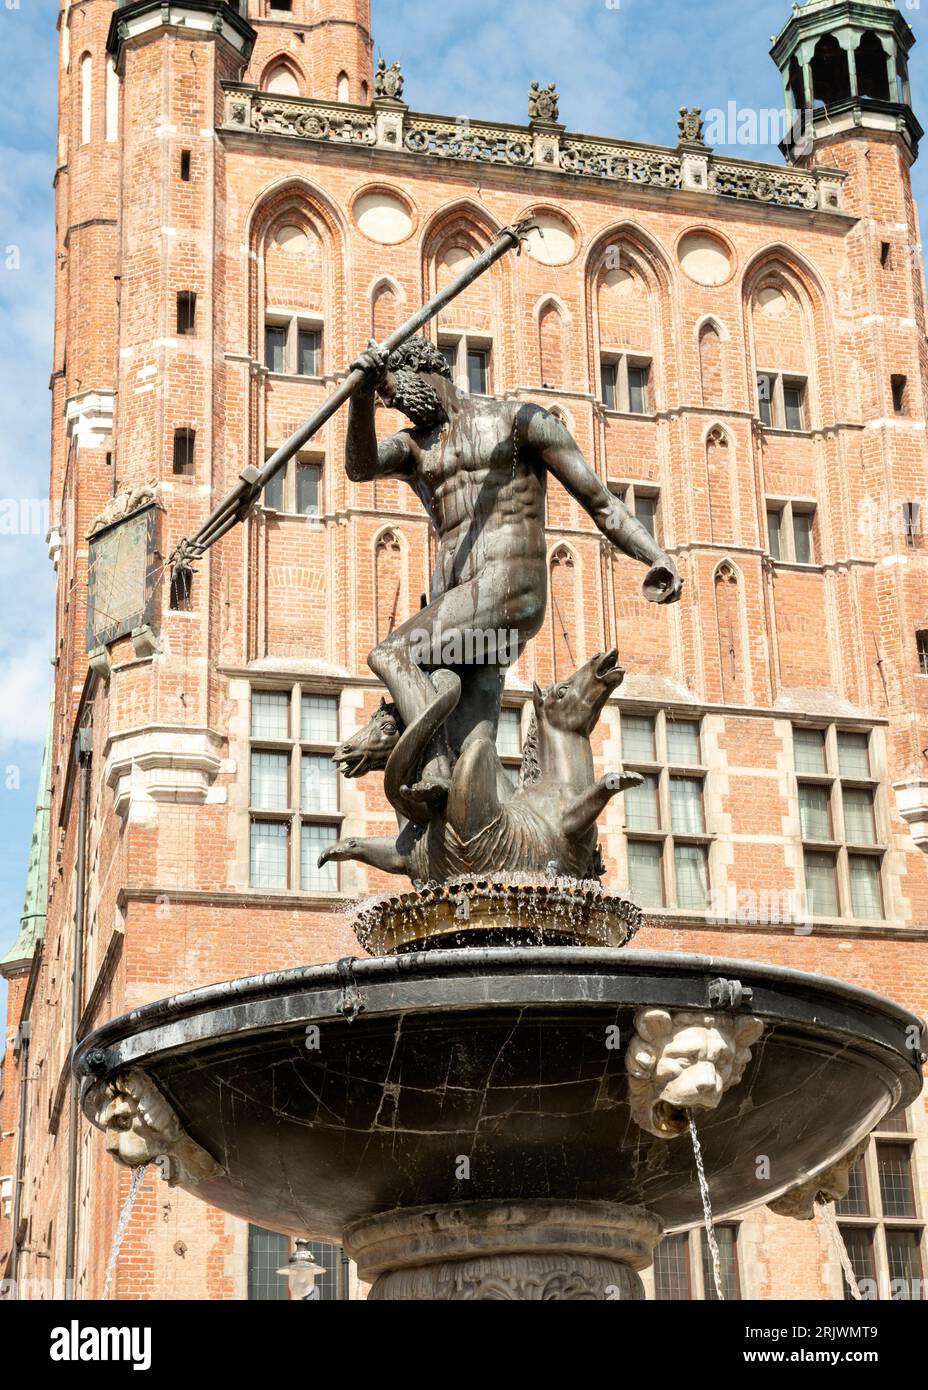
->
320, 336, 683, 884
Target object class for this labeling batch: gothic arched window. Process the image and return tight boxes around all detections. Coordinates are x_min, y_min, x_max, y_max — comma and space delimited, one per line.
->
80, 53, 93, 145
538, 301, 566, 390
788, 55, 806, 115
264, 63, 301, 97
811, 34, 851, 107
856, 32, 890, 102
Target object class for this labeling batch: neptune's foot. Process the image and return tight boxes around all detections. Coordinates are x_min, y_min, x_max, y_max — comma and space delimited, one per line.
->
400, 777, 451, 814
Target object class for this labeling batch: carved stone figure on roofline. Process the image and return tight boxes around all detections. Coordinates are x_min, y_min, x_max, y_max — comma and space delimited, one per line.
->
677, 106, 706, 146
375, 58, 404, 102
529, 81, 560, 123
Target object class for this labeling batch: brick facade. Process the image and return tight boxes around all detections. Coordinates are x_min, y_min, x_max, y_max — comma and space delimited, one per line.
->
1, 0, 927, 1301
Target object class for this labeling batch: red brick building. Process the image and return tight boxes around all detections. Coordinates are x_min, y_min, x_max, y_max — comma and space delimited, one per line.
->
2, 0, 927, 1300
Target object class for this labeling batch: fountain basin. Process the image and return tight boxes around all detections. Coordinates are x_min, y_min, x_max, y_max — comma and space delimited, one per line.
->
75, 947, 924, 1242
352, 877, 642, 953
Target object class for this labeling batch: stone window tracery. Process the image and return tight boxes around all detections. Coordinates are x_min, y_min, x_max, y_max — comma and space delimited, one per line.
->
621, 712, 710, 912
837, 1113, 925, 1300
248, 687, 342, 893
794, 723, 885, 921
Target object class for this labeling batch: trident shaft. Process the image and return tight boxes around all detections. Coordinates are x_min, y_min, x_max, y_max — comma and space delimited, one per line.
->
169, 214, 538, 578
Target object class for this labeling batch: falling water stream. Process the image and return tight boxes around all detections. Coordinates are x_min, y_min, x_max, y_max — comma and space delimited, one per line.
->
817, 1199, 864, 1301
687, 1112, 725, 1301
102, 1164, 148, 1300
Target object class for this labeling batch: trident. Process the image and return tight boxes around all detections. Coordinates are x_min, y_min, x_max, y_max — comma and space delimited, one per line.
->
169, 214, 538, 584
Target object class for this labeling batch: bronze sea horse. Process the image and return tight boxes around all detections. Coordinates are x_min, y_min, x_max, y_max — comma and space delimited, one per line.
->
319, 649, 642, 885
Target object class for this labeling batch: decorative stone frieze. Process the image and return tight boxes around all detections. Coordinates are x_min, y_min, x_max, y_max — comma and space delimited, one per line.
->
244, 94, 376, 145
220, 86, 843, 213
404, 115, 532, 166
559, 138, 683, 188
709, 159, 819, 210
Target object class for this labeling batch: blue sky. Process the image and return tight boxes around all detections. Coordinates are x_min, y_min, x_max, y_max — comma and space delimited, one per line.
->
2, 0, 928, 993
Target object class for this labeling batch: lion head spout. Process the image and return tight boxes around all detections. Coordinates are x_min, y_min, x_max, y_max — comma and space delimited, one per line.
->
625, 1008, 763, 1138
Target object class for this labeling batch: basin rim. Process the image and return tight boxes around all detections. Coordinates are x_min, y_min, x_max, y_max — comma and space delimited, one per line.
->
74, 946, 926, 1097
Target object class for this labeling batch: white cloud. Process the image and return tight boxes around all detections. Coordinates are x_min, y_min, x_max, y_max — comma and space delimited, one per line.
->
0, 633, 53, 746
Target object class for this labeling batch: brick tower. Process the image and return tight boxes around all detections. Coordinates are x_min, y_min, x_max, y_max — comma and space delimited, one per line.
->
248, 0, 373, 102
772, 0, 928, 850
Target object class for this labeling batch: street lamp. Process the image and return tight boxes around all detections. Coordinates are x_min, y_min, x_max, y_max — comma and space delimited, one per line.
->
279, 1239, 326, 1300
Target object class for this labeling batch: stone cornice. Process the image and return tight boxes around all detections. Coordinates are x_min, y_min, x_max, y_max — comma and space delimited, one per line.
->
219, 85, 848, 217
800, 97, 924, 157
107, 0, 257, 70
893, 777, 928, 852
118, 884, 345, 911
110, 885, 928, 939
103, 725, 228, 821
216, 663, 890, 726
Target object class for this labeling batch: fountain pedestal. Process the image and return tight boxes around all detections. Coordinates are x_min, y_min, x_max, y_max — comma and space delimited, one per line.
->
345, 1200, 661, 1300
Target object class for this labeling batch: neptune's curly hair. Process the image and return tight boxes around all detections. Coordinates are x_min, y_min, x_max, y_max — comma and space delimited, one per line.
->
386, 335, 453, 380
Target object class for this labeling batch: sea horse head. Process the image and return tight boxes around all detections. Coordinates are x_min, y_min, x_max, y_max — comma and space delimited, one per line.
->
333, 699, 402, 778
532, 649, 626, 738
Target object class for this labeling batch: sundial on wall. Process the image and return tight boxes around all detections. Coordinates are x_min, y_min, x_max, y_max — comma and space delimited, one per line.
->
86, 502, 159, 652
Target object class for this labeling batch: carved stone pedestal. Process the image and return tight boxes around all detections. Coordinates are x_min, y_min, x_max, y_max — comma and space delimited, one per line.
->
343, 1200, 662, 1301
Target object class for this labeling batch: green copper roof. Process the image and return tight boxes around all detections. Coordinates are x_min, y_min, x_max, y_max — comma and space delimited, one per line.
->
781, 0, 898, 17
796, 0, 896, 8
773, 0, 905, 48
1, 701, 53, 970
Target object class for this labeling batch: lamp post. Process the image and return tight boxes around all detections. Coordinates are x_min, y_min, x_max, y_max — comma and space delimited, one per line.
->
279, 1239, 326, 1300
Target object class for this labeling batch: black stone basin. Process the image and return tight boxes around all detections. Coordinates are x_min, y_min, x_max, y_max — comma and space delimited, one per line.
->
75, 948, 925, 1239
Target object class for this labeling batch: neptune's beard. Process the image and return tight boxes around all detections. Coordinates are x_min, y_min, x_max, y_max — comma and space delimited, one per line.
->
382, 368, 446, 428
